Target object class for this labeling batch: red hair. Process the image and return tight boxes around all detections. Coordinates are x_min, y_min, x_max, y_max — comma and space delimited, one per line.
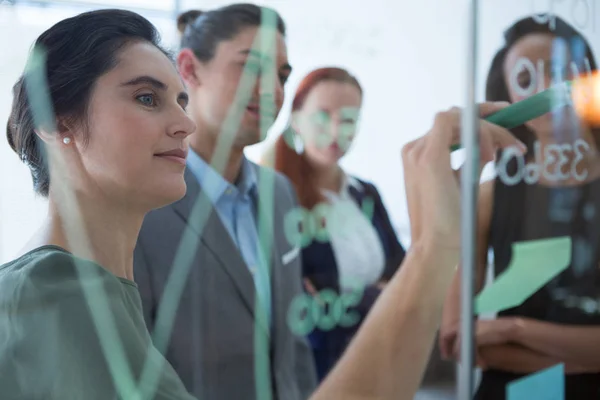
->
274, 67, 362, 209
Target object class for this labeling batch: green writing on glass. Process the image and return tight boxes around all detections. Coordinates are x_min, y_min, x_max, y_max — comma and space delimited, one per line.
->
287, 286, 363, 335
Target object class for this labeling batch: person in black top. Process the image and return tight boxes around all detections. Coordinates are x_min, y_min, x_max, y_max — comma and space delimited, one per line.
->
440, 15, 600, 399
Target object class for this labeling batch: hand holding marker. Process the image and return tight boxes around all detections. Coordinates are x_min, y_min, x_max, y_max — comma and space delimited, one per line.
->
450, 75, 600, 152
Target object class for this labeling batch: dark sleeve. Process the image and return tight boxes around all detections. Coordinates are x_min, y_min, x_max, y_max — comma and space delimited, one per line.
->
368, 182, 406, 281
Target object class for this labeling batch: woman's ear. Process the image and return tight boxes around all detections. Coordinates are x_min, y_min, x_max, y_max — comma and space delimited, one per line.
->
34, 123, 60, 145
34, 128, 55, 145
177, 49, 201, 87
282, 126, 305, 155
34, 117, 73, 145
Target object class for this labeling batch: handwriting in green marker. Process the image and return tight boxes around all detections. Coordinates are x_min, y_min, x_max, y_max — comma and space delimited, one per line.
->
283, 199, 376, 248
287, 286, 363, 335
475, 236, 572, 315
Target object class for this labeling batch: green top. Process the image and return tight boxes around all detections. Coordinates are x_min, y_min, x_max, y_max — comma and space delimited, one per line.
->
0, 246, 196, 400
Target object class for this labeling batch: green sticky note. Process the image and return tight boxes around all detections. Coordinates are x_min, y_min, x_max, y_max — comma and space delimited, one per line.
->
475, 236, 571, 315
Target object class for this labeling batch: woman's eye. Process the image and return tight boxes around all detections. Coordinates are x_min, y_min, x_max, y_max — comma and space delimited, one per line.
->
517, 70, 531, 88
311, 111, 330, 127
136, 94, 156, 107
243, 60, 261, 75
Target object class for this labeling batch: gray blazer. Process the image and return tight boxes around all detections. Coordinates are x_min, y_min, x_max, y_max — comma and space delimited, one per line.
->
134, 164, 317, 400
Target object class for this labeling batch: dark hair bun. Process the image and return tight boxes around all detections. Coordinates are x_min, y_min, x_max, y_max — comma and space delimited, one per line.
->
179, 4, 285, 62
177, 10, 203, 34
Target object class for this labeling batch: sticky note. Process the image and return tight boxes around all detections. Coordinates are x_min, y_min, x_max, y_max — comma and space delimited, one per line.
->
475, 236, 571, 315
507, 364, 564, 400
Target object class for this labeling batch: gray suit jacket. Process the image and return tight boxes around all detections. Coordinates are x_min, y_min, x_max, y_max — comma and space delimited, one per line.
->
134, 164, 317, 400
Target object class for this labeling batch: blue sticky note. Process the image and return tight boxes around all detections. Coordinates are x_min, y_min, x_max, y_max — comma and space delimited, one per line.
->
507, 364, 565, 400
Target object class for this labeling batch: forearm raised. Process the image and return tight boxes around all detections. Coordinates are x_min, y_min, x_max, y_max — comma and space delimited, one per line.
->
311, 244, 459, 400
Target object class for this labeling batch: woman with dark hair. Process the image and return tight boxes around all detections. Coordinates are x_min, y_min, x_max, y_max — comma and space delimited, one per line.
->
440, 15, 600, 399
272, 67, 406, 381
0, 8, 198, 399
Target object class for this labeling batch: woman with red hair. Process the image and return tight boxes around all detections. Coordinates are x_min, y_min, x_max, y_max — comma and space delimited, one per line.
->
273, 67, 406, 381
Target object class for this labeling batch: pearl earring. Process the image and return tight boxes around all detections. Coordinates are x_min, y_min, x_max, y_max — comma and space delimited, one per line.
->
62, 137, 72, 145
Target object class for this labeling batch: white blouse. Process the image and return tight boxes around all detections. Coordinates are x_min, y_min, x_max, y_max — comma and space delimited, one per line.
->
322, 175, 386, 292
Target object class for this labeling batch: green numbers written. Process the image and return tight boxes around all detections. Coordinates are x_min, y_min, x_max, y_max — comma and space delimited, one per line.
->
287, 286, 364, 335
284, 198, 375, 248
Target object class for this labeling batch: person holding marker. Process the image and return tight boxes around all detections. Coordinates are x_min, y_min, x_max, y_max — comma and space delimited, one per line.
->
265, 67, 406, 381
440, 15, 600, 399
133, 5, 317, 400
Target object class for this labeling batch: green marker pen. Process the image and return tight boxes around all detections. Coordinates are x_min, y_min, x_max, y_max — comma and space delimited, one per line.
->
450, 81, 573, 151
